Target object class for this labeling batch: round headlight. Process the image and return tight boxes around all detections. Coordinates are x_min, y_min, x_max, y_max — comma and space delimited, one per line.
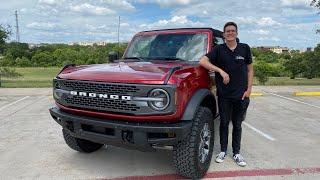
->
148, 89, 170, 111
53, 89, 62, 100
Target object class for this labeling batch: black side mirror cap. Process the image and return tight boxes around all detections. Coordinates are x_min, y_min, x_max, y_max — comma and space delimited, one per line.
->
108, 52, 119, 63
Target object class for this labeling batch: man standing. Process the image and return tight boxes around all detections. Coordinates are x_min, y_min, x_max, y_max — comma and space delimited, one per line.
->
199, 22, 253, 167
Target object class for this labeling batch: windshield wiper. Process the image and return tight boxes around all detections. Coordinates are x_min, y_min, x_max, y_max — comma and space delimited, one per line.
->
123, 57, 146, 61
151, 56, 186, 61
164, 57, 185, 61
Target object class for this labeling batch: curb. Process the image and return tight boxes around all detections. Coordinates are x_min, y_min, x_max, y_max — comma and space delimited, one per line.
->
250, 92, 264, 96
293, 92, 320, 96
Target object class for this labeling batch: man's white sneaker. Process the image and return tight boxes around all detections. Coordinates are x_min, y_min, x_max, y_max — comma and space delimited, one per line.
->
233, 154, 247, 167
215, 152, 226, 163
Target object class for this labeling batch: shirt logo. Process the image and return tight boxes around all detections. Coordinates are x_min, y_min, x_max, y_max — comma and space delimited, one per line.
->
235, 55, 245, 60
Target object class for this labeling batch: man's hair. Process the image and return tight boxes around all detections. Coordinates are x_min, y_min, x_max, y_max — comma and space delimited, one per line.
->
223, 22, 238, 32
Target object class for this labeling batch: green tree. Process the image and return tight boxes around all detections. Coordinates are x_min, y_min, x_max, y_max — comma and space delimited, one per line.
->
279, 52, 291, 60
53, 49, 78, 66
283, 53, 305, 79
254, 61, 272, 85
251, 48, 261, 58
312, 0, 320, 7
0, 25, 11, 54
0, 54, 15, 66
16, 57, 32, 67
31, 52, 54, 67
4, 42, 31, 60
315, 44, 320, 77
302, 51, 320, 79
256, 51, 280, 63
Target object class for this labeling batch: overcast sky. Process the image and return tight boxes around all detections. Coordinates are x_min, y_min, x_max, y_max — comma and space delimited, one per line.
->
0, 0, 319, 49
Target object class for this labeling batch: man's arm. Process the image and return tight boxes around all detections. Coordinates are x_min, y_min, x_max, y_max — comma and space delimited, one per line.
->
242, 64, 254, 100
199, 56, 230, 84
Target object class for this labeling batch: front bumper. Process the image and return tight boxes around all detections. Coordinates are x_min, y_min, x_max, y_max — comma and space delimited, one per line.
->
49, 107, 192, 152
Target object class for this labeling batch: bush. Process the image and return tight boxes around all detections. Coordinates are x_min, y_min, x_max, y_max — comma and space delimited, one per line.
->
31, 51, 54, 67
253, 61, 272, 85
0, 55, 15, 66
0, 67, 22, 78
302, 51, 320, 79
283, 53, 305, 79
16, 57, 32, 67
269, 63, 287, 77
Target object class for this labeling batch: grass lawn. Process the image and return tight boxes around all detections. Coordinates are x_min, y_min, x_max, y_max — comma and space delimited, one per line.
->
0, 67, 60, 88
1, 67, 320, 88
253, 77, 320, 86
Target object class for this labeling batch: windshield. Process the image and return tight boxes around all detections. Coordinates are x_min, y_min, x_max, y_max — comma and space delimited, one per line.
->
125, 33, 208, 61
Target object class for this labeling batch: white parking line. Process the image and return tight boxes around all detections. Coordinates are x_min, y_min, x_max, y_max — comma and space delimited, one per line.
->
0, 96, 30, 111
243, 122, 276, 141
4, 96, 46, 117
263, 91, 320, 109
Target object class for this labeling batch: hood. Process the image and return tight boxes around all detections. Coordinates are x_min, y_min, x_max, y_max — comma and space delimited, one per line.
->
57, 60, 194, 84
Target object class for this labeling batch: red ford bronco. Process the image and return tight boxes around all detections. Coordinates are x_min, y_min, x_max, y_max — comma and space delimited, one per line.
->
49, 28, 224, 178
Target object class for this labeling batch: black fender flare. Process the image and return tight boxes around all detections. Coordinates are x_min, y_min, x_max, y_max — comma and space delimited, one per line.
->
181, 89, 217, 121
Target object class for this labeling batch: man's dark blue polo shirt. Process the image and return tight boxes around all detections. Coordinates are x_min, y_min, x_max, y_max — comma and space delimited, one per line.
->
205, 43, 252, 99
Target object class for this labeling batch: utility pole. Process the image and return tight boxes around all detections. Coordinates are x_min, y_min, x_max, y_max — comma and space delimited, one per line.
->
15, 10, 20, 42
117, 16, 120, 59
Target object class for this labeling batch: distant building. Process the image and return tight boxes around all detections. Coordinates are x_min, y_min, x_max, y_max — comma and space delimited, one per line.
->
306, 47, 313, 52
69, 41, 108, 46
298, 47, 313, 53
255, 46, 289, 54
28, 43, 42, 49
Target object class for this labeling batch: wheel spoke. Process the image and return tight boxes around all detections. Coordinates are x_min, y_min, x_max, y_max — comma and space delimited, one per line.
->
201, 153, 206, 163
198, 122, 212, 163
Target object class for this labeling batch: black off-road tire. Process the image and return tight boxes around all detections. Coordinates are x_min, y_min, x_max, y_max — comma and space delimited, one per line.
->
173, 107, 214, 179
62, 129, 104, 153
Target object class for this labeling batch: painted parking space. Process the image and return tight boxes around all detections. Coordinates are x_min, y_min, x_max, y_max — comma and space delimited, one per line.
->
0, 87, 319, 179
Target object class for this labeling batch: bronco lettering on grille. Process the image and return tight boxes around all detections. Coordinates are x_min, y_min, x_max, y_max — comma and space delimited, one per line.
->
70, 91, 131, 101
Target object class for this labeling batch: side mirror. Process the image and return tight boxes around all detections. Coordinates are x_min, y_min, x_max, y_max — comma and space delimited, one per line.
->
108, 51, 119, 63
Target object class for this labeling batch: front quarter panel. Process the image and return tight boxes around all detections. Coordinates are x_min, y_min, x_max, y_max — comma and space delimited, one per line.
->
168, 65, 214, 120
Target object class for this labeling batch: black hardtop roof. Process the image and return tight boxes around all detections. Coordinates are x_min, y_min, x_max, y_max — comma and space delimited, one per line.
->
140, 27, 223, 37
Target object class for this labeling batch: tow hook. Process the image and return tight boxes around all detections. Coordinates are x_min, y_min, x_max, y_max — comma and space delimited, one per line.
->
122, 130, 134, 143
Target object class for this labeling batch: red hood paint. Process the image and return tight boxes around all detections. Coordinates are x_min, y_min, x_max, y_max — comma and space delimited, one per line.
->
57, 61, 195, 84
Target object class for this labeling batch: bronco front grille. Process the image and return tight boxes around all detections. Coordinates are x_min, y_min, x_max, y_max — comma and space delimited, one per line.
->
54, 79, 176, 115
55, 79, 141, 114
60, 80, 139, 94
64, 96, 139, 112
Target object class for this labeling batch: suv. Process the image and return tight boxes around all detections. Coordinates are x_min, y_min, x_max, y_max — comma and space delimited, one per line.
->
49, 28, 224, 179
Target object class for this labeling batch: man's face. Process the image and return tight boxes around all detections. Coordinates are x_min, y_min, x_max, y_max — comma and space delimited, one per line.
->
223, 25, 238, 42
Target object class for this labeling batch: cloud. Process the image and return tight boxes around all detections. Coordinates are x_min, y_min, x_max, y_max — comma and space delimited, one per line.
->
85, 24, 111, 32
2, 0, 319, 48
137, 0, 201, 7
38, 0, 64, 6
139, 15, 204, 29
120, 23, 130, 27
258, 17, 281, 26
26, 22, 67, 31
157, 0, 201, 7
280, 0, 311, 9
70, 3, 115, 16
237, 17, 282, 27
258, 37, 280, 42
34, 0, 67, 16
249, 29, 270, 35
102, 0, 135, 11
